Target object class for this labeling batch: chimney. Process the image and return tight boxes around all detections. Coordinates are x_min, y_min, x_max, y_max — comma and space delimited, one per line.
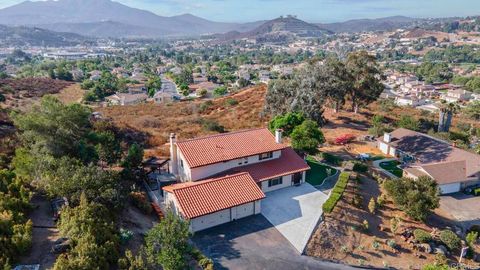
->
384, 133, 392, 143
275, 129, 283, 144
169, 133, 178, 175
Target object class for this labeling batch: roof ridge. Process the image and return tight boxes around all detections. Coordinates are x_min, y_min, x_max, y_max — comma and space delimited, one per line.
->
176, 128, 270, 144
172, 172, 251, 192
421, 159, 466, 167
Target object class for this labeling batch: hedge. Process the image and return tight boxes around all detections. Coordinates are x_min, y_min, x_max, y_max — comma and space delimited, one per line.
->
322, 172, 350, 213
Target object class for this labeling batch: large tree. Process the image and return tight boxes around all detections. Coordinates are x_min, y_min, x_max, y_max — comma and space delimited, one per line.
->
145, 212, 191, 270
345, 51, 384, 113
383, 176, 440, 221
291, 120, 325, 155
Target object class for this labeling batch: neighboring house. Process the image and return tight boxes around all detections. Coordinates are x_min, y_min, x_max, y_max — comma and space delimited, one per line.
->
105, 93, 148, 106
163, 128, 310, 232
378, 128, 480, 194
394, 96, 426, 107
127, 83, 146, 94
441, 89, 472, 103
89, 70, 102, 81
188, 81, 221, 92
153, 91, 180, 104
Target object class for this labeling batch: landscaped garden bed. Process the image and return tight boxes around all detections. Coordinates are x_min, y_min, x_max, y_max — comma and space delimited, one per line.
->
379, 160, 403, 177
305, 156, 338, 186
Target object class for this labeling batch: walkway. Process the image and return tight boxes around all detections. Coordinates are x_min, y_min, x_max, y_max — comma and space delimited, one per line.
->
261, 183, 328, 253
372, 158, 400, 179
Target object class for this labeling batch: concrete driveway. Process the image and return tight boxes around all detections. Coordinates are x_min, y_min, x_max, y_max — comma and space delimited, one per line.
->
261, 183, 328, 253
192, 215, 357, 270
439, 193, 480, 230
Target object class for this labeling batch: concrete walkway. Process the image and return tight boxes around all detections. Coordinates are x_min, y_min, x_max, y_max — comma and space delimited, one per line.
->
261, 183, 328, 254
372, 158, 400, 179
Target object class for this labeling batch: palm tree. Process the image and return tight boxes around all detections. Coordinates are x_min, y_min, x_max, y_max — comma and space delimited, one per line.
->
438, 101, 459, 132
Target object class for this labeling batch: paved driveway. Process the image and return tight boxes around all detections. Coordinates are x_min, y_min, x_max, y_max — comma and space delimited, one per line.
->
261, 183, 328, 253
439, 193, 480, 230
192, 215, 357, 270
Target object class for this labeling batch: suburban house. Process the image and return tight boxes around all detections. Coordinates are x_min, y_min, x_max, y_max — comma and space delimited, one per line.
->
104, 92, 148, 106
162, 128, 310, 232
394, 96, 427, 107
441, 89, 473, 103
378, 128, 480, 194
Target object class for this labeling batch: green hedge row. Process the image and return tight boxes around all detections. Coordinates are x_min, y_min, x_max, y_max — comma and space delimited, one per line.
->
322, 172, 350, 214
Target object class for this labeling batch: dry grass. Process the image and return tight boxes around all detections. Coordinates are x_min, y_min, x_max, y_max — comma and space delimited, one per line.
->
98, 85, 269, 157
54, 83, 85, 104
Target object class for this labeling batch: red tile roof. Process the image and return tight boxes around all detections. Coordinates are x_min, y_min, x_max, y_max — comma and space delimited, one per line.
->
162, 172, 265, 219
220, 147, 310, 182
176, 128, 287, 168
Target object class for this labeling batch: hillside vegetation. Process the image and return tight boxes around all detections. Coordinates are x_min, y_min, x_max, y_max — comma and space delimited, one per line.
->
98, 85, 269, 157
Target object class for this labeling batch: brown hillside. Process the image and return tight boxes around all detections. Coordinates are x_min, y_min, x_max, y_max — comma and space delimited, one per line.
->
98, 85, 269, 157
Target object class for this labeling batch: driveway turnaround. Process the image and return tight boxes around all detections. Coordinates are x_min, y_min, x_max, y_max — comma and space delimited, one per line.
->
439, 193, 480, 230
261, 183, 328, 253
192, 215, 358, 270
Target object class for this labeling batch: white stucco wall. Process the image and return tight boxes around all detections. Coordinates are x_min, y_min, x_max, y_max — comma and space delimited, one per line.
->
261, 175, 292, 193
379, 142, 389, 155
178, 149, 281, 182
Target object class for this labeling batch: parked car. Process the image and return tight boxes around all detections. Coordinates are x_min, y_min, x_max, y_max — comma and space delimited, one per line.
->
51, 197, 68, 221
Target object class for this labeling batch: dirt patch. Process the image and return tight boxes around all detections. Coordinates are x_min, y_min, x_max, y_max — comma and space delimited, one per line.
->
53, 83, 85, 104
20, 194, 60, 270
118, 204, 159, 254
306, 175, 480, 269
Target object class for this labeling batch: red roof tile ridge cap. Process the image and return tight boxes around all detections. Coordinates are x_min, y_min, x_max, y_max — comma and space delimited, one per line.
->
172, 172, 252, 192
176, 128, 271, 144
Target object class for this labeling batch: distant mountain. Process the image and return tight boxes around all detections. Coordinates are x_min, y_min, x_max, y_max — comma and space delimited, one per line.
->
0, 0, 261, 38
318, 16, 420, 33
0, 24, 91, 46
214, 16, 331, 42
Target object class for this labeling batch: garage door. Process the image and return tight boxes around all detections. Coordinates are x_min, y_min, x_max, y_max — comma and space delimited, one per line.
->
191, 209, 231, 232
235, 202, 255, 220
440, 183, 461, 194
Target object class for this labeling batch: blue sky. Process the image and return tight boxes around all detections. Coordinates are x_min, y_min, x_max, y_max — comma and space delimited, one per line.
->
1, 0, 479, 23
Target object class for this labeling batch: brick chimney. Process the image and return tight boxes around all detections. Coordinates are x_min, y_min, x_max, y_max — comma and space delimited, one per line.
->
169, 133, 178, 175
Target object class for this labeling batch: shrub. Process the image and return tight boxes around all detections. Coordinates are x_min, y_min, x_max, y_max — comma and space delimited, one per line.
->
225, 98, 238, 106
0, 93, 5, 102
202, 119, 225, 133
390, 216, 401, 235
387, 239, 397, 249
213, 86, 227, 97
466, 231, 478, 246
268, 112, 305, 136
322, 172, 350, 213
376, 194, 386, 207
368, 198, 376, 214
321, 152, 343, 166
353, 161, 368, 173
130, 192, 152, 214
439, 230, 461, 250
372, 239, 380, 249
199, 100, 213, 113
363, 220, 369, 231
334, 134, 356, 145
414, 229, 432, 243
196, 88, 208, 98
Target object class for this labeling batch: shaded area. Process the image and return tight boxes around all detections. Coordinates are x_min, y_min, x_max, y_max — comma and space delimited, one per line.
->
379, 160, 403, 177
192, 215, 358, 270
306, 156, 338, 186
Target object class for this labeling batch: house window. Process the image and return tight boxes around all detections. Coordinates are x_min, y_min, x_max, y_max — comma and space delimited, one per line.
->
268, 177, 283, 187
259, 152, 273, 160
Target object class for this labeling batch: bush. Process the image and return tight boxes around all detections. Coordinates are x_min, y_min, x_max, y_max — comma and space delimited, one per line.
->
466, 231, 478, 246
225, 98, 238, 106
268, 112, 306, 136
363, 220, 369, 231
321, 152, 343, 166
202, 119, 225, 133
440, 230, 461, 250
387, 239, 397, 249
352, 161, 368, 173
130, 192, 152, 214
322, 172, 350, 213
368, 198, 376, 214
199, 100, 213, 113
414, 229, 432, 243
190, 246, 214, 270
196, 88, 208, 98
213, 86, 227, 97
0, 93, 5, 102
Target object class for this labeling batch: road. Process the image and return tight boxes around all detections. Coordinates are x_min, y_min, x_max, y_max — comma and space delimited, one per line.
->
160, 75, 178, 95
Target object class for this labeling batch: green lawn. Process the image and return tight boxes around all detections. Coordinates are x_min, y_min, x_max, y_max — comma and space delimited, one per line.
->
306, 156, 338, 186
379, 160, 403, 177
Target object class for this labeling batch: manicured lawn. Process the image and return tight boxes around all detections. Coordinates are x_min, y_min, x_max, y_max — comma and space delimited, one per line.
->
306, 156, 338, 186
379, 160, 403, 177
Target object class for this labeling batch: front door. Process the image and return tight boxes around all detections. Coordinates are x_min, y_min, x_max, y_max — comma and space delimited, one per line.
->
293, 172, 302, 185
